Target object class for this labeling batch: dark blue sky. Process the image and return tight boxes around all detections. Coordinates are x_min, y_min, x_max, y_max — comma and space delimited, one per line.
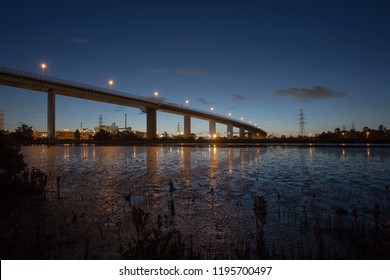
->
1, 0, 389, 136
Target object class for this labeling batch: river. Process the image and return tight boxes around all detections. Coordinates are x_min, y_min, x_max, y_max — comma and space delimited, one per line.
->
21, 144, 390, 259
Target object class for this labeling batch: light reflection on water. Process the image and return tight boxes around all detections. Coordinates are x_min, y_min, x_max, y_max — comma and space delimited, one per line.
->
21, 145, 390, 259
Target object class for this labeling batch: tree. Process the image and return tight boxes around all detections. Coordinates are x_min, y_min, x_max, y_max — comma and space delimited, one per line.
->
0, 131, 26, 174
93, 129, 112, 141
74, 129, 81, 141
11, 124, 34, 144
119, 130, 139, 141
162, 131, 169, 138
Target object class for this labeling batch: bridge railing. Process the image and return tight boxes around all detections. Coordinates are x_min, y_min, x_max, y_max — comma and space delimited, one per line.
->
0, 65, 264, 132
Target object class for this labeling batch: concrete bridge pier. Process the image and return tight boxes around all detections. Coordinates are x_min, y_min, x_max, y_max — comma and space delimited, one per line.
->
227, 125, 233, 139
47, 90, 56, 141
146, 107, 157, 139
239, 127, 245, 138
209, 120, 216, 137
184, 115, 191, 138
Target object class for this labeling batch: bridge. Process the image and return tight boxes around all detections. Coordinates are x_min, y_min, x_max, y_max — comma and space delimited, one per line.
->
0, 66, 267, 140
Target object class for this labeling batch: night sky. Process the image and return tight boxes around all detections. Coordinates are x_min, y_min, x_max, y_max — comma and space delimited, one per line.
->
1, 0, 389, 136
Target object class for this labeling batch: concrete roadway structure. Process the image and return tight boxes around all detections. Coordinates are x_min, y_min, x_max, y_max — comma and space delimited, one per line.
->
0, 66, 267, 140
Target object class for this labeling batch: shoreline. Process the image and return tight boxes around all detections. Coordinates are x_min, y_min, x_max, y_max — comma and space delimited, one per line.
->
24, 138, 390, 147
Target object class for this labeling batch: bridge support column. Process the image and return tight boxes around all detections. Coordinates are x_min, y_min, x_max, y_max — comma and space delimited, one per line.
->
227, 125, 233, 139
239, 127, 245, 138
146, 108, 157, 139
47, 90, 55, 141
184, 115, 191, 138
209, 120, 216, 138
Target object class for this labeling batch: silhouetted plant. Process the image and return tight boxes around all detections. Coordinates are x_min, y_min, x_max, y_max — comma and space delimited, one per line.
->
0, 132, 26, 175
233, 238, 250, 259
314, 219, 325, 258
93, 129, 112, 141
254, 195, 267, 228
352, 206, 358, 226
131, 206, 149, 241
74, 129, 81, 141
379, 220, 390, 258
11, 124, 34, 144
256, 229, 268, 259
119, 207, 192, 259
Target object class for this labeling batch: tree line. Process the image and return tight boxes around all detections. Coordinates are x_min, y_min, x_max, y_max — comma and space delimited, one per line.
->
2, 123, 390, 144
315, 125, 390, 141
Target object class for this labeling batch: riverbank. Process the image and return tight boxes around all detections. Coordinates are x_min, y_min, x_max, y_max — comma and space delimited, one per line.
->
21, 137, 390, 147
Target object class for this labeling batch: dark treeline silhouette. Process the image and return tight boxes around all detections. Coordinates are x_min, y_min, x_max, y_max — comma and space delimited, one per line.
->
315, 125, 390, 142
1, 123, 390, 145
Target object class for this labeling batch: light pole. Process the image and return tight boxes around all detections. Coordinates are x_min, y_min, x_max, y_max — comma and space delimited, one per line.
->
154, 91, 159, 99
108, 80, 114, 89
40, 63, 47, 76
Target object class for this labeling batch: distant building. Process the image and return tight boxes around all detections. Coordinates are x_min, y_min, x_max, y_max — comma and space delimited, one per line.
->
32, 128, 93, 140
121, 127, 132, 133
94, 122, 119, 133
80, 128, 92, 140
33, 130, 47, 138
56, 129, 74, 140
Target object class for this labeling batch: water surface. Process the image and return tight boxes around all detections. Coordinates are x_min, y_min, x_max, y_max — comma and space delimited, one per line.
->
21, 144, 390, 259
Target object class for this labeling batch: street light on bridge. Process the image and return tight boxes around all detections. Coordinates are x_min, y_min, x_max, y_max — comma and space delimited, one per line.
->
108, 80, 114, 89
40, 63, 47, 76
181, 99, 190, 107
154, 91, 159, 98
